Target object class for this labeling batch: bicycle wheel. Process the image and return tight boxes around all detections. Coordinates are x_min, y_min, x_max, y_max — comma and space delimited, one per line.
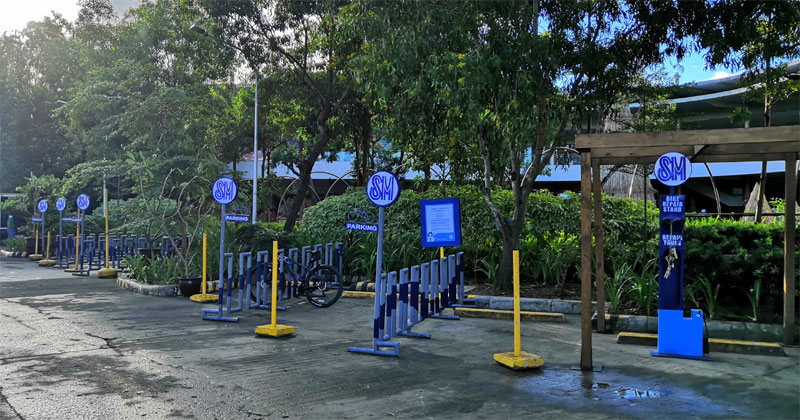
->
304, 264, 344, 308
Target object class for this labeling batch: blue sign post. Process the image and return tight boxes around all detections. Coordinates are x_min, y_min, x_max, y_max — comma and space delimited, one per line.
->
650, 152, 708, 361
73, 195, 91, 276
348, 171, 402, 356
202, 177, 240, 322
56, 198, 66, 266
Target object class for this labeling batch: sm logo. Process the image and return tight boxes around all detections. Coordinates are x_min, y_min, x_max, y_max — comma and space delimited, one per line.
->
367, 171, 400, 207
212, 178, 238, 205
655, 152, 692, 187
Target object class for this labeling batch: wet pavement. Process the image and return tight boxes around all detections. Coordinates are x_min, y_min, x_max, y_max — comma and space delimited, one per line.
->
1, 257, 798, 419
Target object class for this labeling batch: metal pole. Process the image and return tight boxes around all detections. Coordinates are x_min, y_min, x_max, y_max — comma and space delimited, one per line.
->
271, 240, 278, 328
58, 211, 63, 266
252, 71, 258, 224
513, 250, 521, 357
202, 233, 207, 295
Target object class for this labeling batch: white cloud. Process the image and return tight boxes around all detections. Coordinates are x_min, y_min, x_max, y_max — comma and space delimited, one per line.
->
709, 71, 731, 80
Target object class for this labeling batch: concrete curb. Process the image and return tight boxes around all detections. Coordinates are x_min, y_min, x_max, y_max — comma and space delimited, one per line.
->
454, 307, 567, 323
474, 295, 607, 315
116, 276, 178, 297
0, 250, 25, 258
615, 332, 786, 356
594, 313, 794, 343
342, 291, 375, 299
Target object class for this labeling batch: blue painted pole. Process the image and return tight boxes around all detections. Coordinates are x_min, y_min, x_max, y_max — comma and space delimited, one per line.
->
347, 205, 399, 356
57, 210, 63, 266
201, 203, 238, 322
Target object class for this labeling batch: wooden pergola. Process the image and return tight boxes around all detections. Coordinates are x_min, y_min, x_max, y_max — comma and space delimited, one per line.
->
575, 125, 799, 371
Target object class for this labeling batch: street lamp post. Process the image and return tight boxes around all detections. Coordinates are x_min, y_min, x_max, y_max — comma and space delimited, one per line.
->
190, 24, 258, 224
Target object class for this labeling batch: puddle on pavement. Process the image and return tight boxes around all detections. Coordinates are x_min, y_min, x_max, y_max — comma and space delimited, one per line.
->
589, 383, 661, 399
616, 387, 662, 399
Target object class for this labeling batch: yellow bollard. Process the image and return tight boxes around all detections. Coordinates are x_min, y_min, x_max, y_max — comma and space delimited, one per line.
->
190, 233, 218, 302
30, 228, 42, 261
254, 240, 295, 337
98, 188, 118, 278
38, 232, 56, 266
440, 246, 444, 259
493, 250, 544, 370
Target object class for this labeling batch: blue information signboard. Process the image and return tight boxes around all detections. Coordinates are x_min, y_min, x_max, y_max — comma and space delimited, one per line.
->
420, 198, 462, 248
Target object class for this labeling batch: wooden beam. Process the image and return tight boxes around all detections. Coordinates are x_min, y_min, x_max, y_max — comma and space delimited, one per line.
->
597, 152, 799, 166
580, 151, 593, 369
784, 156, 797, 345
588, 141, 799, 160
592, 159, 605, 333
575, 125, 799, 149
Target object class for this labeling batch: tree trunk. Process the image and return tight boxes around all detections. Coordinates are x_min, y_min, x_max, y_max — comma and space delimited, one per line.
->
360, 113, 371, 186
494, 232, 520, 293
283, 162, 312, 233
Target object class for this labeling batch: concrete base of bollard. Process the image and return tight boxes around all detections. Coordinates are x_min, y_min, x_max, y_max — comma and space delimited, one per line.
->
255, 324, 295, 338
189, 293, 219, 303
37, 259, 56, 267
29, 254, 43, 261
97, 267, 118, 278
493, 351, 544, 370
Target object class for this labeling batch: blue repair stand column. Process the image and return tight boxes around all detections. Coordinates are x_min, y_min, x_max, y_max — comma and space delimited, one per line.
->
202, 177, 239, 323
650, 152, 709, 361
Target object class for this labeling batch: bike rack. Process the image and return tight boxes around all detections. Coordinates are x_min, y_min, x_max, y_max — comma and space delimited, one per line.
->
348, 252, 464, 357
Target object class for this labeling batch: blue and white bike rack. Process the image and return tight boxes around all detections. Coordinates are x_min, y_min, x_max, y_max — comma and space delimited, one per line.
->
348, 252, 464, 357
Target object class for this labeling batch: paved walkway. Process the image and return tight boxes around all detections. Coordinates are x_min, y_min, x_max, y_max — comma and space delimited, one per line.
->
1, 257, 798, 419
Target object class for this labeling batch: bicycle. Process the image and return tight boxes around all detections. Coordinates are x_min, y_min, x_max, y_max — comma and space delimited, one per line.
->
251, 249, 344, 308
347, 208, 377, 225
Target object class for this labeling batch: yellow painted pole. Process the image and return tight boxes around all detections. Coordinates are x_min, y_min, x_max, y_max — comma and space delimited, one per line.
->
254, 240, 294, 337
493, 249, 543, 370
98, 189, 117, 278
34, 228, 39, 254
513, 250, 521, 357
271, 240, 278, 328
202, 233, 207, 295
45, 232, 51, 260
440, 246, 444, 259
189, 232, 217, 302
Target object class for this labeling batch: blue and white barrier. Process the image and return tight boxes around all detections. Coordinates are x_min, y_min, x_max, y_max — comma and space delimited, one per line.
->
348, 252, 464, 357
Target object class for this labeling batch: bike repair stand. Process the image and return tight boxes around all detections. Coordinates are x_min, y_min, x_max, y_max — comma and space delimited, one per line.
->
651, 187, 709, 361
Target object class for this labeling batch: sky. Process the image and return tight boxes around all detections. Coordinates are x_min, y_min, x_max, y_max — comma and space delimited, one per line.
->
0, 0, 738, 84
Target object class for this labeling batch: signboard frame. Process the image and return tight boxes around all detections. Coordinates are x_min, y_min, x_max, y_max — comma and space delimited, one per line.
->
420, 197, 462, 248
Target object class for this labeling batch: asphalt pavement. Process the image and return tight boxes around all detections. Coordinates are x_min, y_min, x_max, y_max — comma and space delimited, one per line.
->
1, 257, 798, 419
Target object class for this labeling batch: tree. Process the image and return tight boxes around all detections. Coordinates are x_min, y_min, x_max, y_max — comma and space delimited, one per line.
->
695, 1, 800, 220
352, 0, 694, 291
203, 0, 360, 232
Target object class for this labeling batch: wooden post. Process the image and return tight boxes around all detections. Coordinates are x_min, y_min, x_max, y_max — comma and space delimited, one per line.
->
592, 159, 605, 333
580, 151, 593, 370
784, 156, 797, 345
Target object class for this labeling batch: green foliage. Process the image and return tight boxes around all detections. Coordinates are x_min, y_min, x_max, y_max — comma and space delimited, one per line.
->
628, 259, 658, 316
606, 262, 632, 313
4, 237, 27, 253
124, 254, 184, 285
